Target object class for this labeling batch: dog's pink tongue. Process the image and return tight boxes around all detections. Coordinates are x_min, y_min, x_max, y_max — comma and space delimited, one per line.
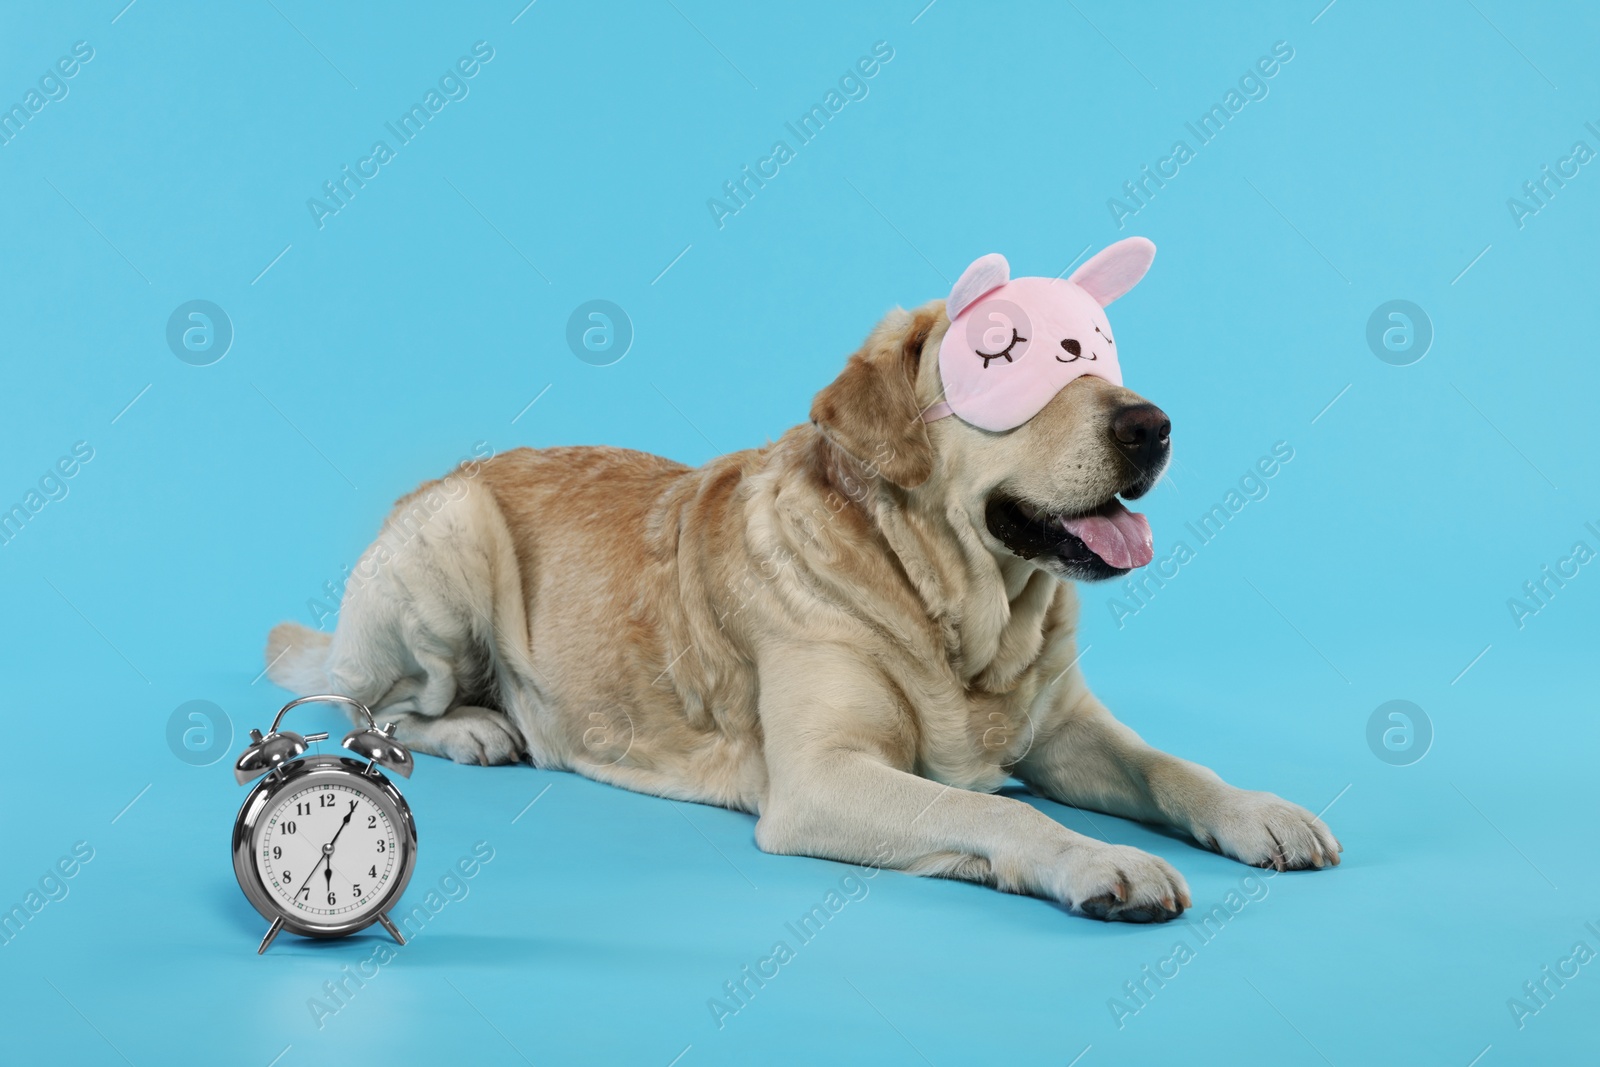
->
1061, 502, 1153, 569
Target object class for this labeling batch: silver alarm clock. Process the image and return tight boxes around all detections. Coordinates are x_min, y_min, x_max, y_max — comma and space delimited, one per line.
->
232, 695, 419, 954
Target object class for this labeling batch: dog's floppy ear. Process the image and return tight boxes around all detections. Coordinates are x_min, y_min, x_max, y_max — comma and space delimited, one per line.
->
1068, 236, 1156, 307
810, 307, 938, 489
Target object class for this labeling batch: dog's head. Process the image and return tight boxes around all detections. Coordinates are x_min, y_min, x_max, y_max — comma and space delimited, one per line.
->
811, 239, 1169, 583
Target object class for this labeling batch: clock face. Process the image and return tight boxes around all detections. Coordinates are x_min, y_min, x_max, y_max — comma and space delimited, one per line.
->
253, 777, 401, 926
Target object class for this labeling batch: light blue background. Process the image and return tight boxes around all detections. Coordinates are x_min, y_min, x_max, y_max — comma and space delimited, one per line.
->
1, 1, 1596, 1063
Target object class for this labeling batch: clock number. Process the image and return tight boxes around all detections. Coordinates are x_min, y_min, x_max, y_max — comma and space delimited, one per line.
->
368, 866, 377, 878
375, 839, 386, 853
281, 869, 290, 883
327, 892, 337, 905
320, 793, 336, 808
284, 821, 297, 834
272, 846, 282, 859
295, 802, 311, 815
299, 887, 310, 900
352, 883, 362, 897
367, 815, 377, 829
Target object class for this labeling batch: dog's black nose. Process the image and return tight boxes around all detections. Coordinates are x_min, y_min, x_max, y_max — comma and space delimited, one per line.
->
1111, 403, 1171, 471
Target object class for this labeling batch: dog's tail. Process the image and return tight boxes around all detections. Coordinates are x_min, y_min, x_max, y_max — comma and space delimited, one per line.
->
264, 622, 334, 693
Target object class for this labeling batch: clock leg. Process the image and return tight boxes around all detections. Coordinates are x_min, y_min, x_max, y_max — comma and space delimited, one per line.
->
257, 917, 285, 955
378, 913, 407, 946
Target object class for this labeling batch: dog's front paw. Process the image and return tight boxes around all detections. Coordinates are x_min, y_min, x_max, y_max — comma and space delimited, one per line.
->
1196, 790, 1342, 871
1060, 843, 1191, 923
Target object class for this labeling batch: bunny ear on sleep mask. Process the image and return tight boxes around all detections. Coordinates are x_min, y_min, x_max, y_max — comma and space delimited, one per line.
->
924, 237, 1156, 432
1067, 236, 1156, 307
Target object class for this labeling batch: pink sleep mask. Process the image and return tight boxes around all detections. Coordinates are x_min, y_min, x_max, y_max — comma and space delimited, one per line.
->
923, 237, 1156, 432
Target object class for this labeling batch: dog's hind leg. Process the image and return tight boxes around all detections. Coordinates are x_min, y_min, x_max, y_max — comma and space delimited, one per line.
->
265, 474, 533, 766
380, 704, 526, 766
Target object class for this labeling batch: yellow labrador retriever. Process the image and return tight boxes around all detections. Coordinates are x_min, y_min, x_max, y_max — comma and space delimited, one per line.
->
266, 241, 1339, 922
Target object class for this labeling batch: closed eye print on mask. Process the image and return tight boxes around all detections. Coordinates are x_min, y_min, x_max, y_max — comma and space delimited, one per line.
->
1058, 325, 1113, 364
976, 327, 1027, 369
1057, 337, 1094, 363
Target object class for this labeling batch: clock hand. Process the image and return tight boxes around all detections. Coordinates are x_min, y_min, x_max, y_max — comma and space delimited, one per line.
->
294, 856, 324, 897
323, 800, 360, 852
292, 800, 361, 898
318, 801, 362, 895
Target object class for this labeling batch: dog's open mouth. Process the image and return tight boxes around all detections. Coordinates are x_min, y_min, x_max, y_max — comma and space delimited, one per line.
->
985, 494, 1154, 579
